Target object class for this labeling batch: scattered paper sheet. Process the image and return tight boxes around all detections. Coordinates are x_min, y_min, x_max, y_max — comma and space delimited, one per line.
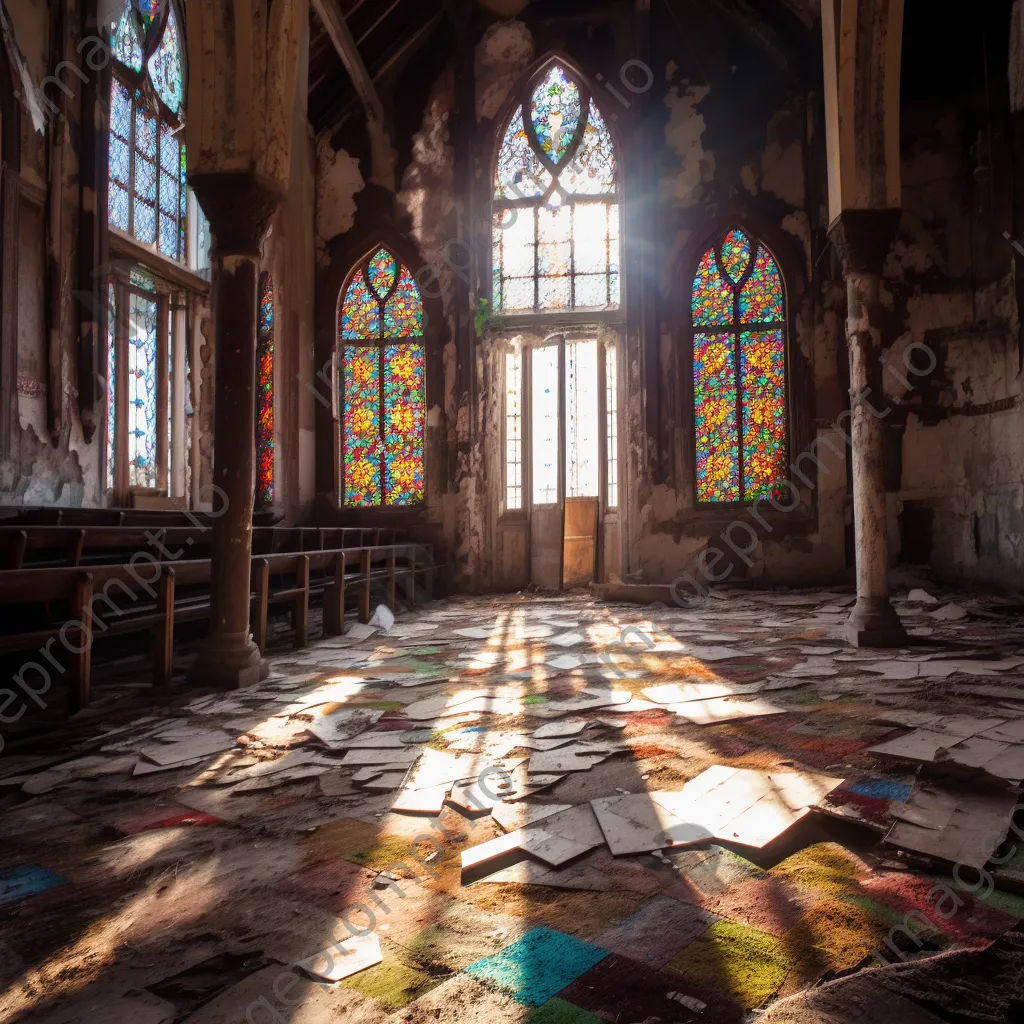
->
345, 622, 378, 639
589, 766, 843, 854
296, 932, 382, 982
885, 781, 1016, 864
669, 697, 788, 726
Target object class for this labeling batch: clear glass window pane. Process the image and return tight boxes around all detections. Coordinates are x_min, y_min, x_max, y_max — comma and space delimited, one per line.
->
531, 345, 559, 504
505, 349, 523, 510
606, 344, 618, 508
565, 339, 599, 498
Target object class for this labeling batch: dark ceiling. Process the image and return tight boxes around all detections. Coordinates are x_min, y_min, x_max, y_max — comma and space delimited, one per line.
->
307, 0, 447, 135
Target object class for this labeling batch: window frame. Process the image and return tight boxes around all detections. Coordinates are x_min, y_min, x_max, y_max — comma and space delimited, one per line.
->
680, 217, 812, 518
107, 0, 190, 267
105, 268, 177, 503
489, 55, 624, 330
336, 243, 428, 511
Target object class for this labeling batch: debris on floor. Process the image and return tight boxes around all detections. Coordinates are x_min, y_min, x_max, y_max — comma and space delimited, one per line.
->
5, 586, 1024, 1023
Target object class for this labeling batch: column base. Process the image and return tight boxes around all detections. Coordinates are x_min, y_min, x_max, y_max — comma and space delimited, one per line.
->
845, 597, 907, 648
187, 630, 264, 690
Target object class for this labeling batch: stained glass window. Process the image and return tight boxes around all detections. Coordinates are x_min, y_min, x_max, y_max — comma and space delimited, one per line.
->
338, 246, 426, 506
606, 343, 618, 508
108, 0, 188, 262
127, 290, 159, 488
256, 272, 274, 507
106, 284, 118, 492
505, 349, 522, 511
493, 60, 619, 315
691, 228, 788, 504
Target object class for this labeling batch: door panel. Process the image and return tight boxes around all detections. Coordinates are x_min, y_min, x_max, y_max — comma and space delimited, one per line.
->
563, 496, 598, 585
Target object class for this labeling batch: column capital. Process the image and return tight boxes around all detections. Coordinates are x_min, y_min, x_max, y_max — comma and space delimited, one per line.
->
827, 208, 902, 276
189, 170, 286, 258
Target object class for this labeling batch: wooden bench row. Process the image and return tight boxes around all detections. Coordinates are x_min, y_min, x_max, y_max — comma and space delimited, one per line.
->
0, 506, 279, 528
0, 543, 436, 712
0, 525, 404, 570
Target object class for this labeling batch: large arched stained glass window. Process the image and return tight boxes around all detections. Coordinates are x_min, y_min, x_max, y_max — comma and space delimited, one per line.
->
108, 0, 187, 261
691, 228, 788, 504
338, 247, 425, 507
256, 272, 274, 507
492, 61, 619, 315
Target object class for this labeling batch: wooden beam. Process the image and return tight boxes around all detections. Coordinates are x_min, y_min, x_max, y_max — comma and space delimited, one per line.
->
311, 0, 394, 185
317, 11, 442, 137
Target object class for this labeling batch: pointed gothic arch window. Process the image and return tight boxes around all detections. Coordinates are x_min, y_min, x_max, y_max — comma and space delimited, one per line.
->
690, 227, 789, 504
108, 0, 187, 261
337, 246, 426, 507
256, 272, 275, 507
492, 60, 619, 315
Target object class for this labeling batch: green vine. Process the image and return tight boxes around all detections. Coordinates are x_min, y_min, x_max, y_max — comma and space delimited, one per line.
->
474, 298, 504, 337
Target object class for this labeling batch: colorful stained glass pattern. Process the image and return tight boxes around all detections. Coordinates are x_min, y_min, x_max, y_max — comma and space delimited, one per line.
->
136, 0, 161, 34
384, 266, 424, 337
368, 248, 398, 298
111, 0, 143, 71
558, 100, 616, 196
256, 274, 274, 506
343, 345, 382, 506
740, 330, 787, 501
738, 246, 785, 323
340, 248, 427, 506
383, 343, 425, 504
530, 65, 582, 165
495, 108, 551, 200
493, 62, 619, 315
691, 231, 788, 504
694, 333, 739, 502
719, 229, 753, 284
691, 247, 732, 326
107, 284, 117, 493
339, 271, 380, 340
127, 291, 159, 488
147, 5, 182, 113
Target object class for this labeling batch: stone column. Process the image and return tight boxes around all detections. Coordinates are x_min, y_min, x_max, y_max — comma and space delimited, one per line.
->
187, 173, 284, 689
829, 209, 906, 648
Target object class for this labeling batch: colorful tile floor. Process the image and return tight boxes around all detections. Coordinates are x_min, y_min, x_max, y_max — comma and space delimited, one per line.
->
3, 587, 1024, 1023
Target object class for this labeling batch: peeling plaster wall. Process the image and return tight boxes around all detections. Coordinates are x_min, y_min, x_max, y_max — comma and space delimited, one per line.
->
625, 21, 848, 590
882, 6, 1024, 588
0, 0, 90, 507
315, 139, 364, 268
313, 55, 465, 583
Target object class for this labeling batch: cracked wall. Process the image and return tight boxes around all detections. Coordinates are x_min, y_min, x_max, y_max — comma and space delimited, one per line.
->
878, 3, 1024, 588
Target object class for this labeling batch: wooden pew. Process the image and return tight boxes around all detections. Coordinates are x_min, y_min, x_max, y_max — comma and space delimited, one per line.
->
0, 543, 436, 711
0, 524, 409, 570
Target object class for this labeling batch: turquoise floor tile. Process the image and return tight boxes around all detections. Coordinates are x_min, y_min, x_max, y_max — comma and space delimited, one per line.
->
465, 926, 609, 1007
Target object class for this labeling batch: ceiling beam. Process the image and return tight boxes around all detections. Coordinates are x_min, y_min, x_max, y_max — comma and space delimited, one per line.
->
355, 0, 404, 46
310, 0, 386, 125
317, 10, 443, 138
310, 0, 396, 187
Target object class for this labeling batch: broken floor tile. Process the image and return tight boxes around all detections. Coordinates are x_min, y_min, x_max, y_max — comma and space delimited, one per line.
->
884, 781, 1018, 865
